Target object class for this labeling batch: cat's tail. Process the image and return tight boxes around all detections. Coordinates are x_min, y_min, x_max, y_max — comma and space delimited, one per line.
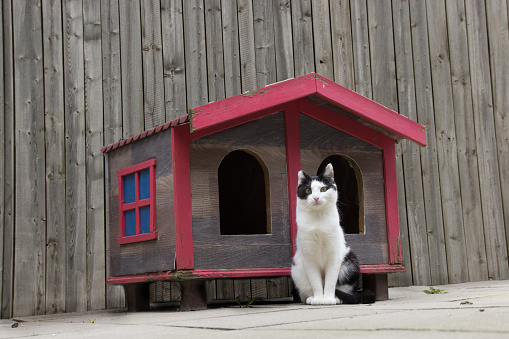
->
335, 289, 375, 304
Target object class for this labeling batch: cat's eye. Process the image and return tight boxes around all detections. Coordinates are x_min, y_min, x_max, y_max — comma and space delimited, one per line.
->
305, 188, 311, 194
320, 187, 327, 192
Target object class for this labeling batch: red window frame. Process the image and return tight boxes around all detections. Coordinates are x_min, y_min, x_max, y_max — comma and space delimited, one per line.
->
117, 158, 157, 244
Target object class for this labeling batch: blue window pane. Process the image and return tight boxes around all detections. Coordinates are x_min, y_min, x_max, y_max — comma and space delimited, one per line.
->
124, 173, 136, 204
140, 206, 151, 234
124, 209, 137, 236
140, 169, 151, 200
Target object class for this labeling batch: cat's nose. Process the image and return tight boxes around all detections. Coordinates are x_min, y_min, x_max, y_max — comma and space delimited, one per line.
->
313, 197, 319, 202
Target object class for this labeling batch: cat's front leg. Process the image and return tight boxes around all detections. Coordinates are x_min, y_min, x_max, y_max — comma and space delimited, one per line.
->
303, 260, 325, 305
322, 260, 342, 305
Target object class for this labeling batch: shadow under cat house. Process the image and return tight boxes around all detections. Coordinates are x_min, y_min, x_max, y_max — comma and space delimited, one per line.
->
101, 73, 427, 311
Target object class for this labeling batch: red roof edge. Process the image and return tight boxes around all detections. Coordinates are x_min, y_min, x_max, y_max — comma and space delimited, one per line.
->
101, 114, 189, 153
190, 72, 426, 147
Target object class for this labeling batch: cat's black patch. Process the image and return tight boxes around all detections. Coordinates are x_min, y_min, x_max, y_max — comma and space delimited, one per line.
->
317, 169, 336, 188
335, 289, 375, 304
335, 251, 375, 304
338, 251, 361, 290
319, 175, 337, 191
296, 171, 313, 199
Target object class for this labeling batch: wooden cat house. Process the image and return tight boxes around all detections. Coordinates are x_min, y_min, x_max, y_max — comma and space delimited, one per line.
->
101, 73, 426, 311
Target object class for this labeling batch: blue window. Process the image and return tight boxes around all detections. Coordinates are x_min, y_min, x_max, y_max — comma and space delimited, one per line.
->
117, 159, 157, 244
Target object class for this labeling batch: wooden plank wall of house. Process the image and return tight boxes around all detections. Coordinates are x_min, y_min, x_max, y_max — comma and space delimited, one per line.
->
1, 0, 508, 318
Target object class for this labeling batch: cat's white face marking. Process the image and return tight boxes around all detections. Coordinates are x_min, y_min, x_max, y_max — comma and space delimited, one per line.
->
297, 165, 337, 211
304, 180, 336, 208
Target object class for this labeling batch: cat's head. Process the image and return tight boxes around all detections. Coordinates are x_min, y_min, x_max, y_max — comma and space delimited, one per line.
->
297, 163, 337, 210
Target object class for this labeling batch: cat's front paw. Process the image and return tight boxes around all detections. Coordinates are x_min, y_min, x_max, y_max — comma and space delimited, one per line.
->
306, 296, 323, 305
321, 297, 338, 305
306, 296, 337, 305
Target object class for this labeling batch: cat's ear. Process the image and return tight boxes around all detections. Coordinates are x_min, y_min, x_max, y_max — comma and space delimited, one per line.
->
323, 163, 334, 180
298, 170, 309, 185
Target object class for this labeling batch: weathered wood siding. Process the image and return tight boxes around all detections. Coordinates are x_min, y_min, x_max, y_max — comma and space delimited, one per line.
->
1, 0, 508, 317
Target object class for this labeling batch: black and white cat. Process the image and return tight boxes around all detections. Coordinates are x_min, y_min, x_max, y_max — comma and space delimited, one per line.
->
291, 163, 374, 305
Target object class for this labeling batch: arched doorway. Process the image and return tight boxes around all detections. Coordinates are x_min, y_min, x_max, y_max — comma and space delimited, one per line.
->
218, 150, 271, 235
317, 155, 364, 234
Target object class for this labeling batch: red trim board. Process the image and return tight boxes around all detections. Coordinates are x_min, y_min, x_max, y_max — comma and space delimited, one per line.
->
381, 140, 402, 264
189, 104, 289, 141
172, 124, 194, 270
107, 264, 405, 285
314, 73, 426, 146
284, 103, 301, 257
189, 73, 318, 133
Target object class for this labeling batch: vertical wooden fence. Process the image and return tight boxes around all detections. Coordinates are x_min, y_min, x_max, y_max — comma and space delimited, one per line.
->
1, 0, 508, 318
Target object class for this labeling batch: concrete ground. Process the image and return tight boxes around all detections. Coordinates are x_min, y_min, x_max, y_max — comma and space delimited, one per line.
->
1, 280, 508, 338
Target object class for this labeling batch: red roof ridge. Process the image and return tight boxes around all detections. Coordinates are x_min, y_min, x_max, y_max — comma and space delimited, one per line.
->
101, 114, 189, 153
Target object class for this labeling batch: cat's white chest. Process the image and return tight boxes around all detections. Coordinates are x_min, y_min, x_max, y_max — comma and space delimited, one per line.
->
295, 209, 347, 263
299, 227, 339, 254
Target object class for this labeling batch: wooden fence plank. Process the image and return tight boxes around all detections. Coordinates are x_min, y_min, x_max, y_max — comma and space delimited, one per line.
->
409, 0, 447, 285
237, 0, 257, 91
141, 0, 165, 128
367, 0, 397, 109
119, 0, 144, 136
272, 0, 294, 81
367, 0, 413, 285
63, 0, 88, 313
12, 0, 46, 316
330, 0, 354, 89
311, 0, 333, 79
0, 0, 4, 317
162, 281, 172, 302
291, 0, 314, 77
216, 279, 235, 300
1, 0, 15, 319
83, 0, 106, 310
101, 0, 125, 309
233, 279, 251, 301
221, 0, 242, 97
102, 0, 122, 145
205, 0, 226, 101
205, 280, 216, 301
390, 0, 425, 287
42, 0, 67, 314
160, 0, 187, 120
267, 277, 288, 299
183, 0, 208, 107
485, 0, 509, 263
445, 0, 488, 282
465, 0, 509, 280
425, 0, 468, 284
251, 278, 267, 300
350, 0, 372, 98
253, 0, 276, 87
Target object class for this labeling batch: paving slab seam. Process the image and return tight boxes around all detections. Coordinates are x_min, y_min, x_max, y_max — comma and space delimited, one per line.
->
207, 311, 404, 331
236, 328, 509, 335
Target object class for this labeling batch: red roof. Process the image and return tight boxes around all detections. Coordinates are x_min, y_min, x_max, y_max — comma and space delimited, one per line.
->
101, 114, 188, 153
190, 73, 426, 146
101, 73, 426, 154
